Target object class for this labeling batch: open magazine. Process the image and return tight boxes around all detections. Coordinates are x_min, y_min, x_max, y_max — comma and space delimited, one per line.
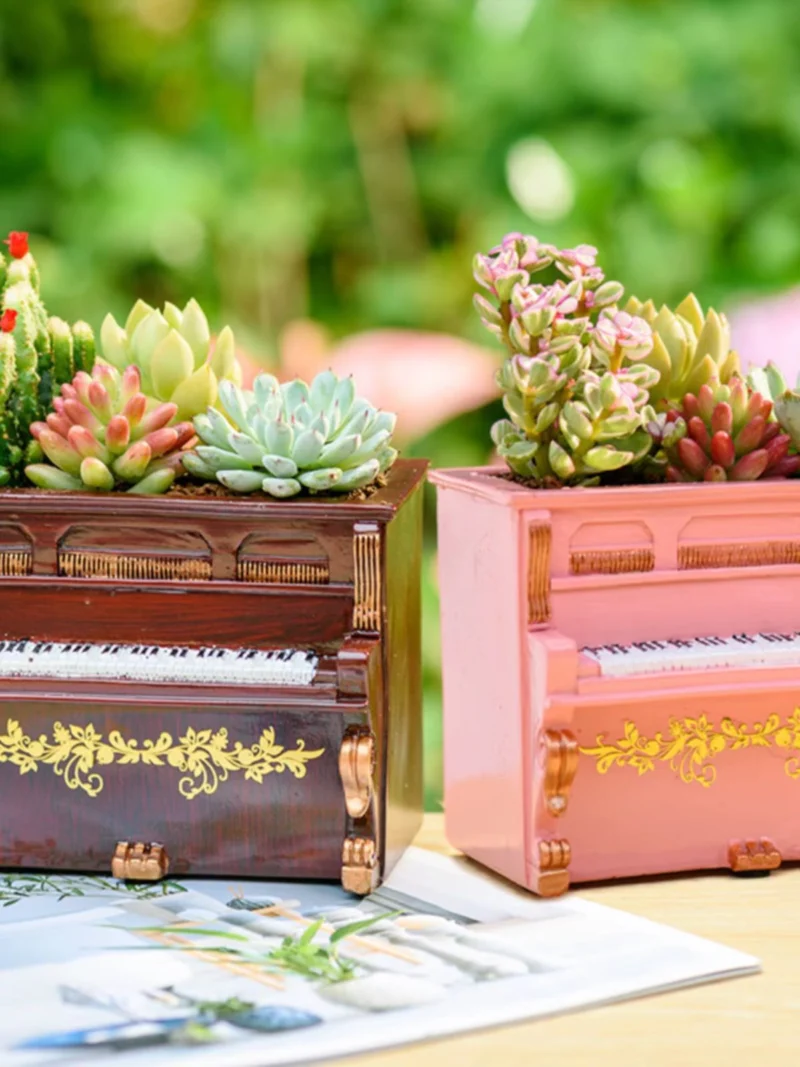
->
0, 847, 758, 1066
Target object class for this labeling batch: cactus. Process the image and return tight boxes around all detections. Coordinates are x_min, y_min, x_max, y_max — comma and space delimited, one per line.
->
625, 294, 740, 410
473, 233, 657, 486
25, 364, 196, 494
0, 232, 96, 486
99, 298, 241, 422
183, 370, 397, 497
652, 378, 799, 482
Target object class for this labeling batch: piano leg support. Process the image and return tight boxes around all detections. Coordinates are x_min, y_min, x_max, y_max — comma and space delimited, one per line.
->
728, 838, 781, 877
111, 841, 169, 881
341, 837, 378, 895
530, 839, 571, 897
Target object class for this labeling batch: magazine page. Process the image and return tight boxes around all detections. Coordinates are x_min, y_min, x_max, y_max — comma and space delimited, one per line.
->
0, 849, 759, 1067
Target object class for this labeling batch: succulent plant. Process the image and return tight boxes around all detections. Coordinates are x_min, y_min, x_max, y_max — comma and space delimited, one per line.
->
0, 232, 95, 486
652, 378, 799, 482
625, 294, 740, 410
746, 361, 800, 453
183, 370, 398, 497
474, 233, 657, 486
99, 298, 241, 422
25, 363, 196, 494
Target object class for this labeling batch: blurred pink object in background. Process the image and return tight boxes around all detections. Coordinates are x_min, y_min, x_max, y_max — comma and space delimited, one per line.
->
728, 288, 800, 383
275, 320, 501, 444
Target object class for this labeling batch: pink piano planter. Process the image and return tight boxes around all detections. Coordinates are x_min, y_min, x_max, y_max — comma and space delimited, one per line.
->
430, 465, 800, 896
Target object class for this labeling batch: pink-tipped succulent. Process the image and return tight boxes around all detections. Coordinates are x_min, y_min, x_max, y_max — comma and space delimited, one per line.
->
25, 364, 197, 493
658, 378, 800, 482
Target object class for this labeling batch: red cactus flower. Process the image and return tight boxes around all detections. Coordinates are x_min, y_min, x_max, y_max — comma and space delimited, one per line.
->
0, 309, 17, 333
4, 232, 29, 259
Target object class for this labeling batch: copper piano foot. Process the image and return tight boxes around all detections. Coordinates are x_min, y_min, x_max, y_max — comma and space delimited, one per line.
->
112, 841, 170, 881
728, 838, 781, 877
341, 836, 378, 895
531, 838, 571, 897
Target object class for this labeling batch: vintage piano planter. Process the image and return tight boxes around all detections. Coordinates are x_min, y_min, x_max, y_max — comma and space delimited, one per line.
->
431, 230, 800, 896
432, 469, 800, 895
0, 458, 426, 893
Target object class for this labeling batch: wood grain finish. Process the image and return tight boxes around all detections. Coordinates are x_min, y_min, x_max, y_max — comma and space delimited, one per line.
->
0, 459, 427, 886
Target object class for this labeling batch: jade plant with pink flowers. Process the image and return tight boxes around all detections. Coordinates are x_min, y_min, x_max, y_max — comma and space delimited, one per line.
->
474, 233, 800, 486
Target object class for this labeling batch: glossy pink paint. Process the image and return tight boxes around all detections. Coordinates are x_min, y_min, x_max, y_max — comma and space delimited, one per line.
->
430, 465, 800, 894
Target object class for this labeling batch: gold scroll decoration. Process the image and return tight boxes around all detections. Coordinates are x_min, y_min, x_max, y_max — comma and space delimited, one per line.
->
236, 560, 329, 584
580, 710, 800, 787
59, 550, 211, 581
0, 719, 324, 800
353, 527, 382, 632
528, 522, 551, 625
542, 729, 579, 816
569, 547, 654, 576
339, 730, 375, 819
678, 540, 800, 570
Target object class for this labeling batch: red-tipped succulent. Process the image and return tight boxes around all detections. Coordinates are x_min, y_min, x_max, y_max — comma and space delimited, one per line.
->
661, 378, 800, 482
25, 364, 197, 493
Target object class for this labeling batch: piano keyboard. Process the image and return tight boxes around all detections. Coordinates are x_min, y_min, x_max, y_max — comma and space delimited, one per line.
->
582, 632, 800, 678
0, 640, 318, 686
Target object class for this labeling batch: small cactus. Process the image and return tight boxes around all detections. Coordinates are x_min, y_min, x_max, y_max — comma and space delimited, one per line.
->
0, 232, 96, 486
25, 364, 196, 494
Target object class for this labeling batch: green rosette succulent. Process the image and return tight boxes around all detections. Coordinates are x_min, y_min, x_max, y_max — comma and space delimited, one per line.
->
183, 370, 398, 497
25, 363, 196, 494
0, 231, 95, 486
99, 298, 240, 422
625, 294, 740, 410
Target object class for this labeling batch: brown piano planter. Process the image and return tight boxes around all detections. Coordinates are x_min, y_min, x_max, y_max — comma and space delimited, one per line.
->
0, 458, 426, 895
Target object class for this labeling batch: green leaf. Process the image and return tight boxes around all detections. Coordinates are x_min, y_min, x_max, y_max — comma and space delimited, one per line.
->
329, 911, 400, 943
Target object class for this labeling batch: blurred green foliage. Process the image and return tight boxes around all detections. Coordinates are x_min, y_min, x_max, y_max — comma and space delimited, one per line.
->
2, 0, 799, 807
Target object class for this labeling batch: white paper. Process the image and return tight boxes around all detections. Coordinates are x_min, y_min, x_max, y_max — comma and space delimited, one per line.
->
0, 848, 758, 1066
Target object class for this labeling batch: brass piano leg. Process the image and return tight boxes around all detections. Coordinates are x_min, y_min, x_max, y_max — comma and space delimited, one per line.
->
339, 727, 379, 894
341, 837, 378, 895
111, 841, 169, 881
728, 838, 781, 876
532, 839, 571, 897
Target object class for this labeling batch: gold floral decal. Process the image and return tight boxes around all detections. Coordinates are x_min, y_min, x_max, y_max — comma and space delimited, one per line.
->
580, 711, 800, 787
0, 719, 325, 800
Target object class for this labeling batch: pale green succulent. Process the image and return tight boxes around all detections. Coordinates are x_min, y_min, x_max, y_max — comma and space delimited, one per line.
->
748, 362, 800, 450
99, 298, 241, 421
183, 370, 398, 497
625, 294, 740, 410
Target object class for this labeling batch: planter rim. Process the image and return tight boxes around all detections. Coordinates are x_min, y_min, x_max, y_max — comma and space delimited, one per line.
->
428, 464, 800, 511
0, 458, 428, 521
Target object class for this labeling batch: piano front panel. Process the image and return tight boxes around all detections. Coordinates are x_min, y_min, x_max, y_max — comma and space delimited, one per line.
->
0, 578, 354, 650
550, 682, 800, 882
0, 694, 367, 879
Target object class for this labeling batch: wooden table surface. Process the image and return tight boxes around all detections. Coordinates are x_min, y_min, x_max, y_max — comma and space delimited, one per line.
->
343, 813, 798, 1067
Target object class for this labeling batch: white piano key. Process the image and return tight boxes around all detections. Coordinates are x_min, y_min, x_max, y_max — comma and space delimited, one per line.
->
582, 631, 800, 677
0, 640, 318, 686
